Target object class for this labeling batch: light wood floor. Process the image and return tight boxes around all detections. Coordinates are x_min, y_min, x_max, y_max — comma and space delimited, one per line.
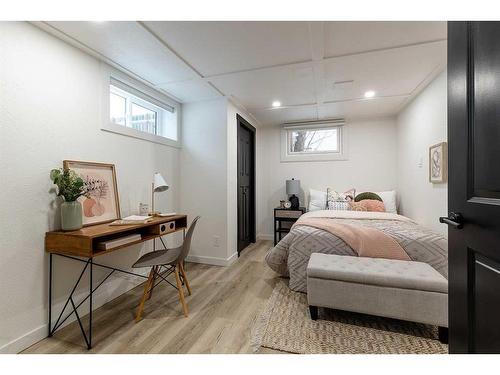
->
23, 240, 282, 354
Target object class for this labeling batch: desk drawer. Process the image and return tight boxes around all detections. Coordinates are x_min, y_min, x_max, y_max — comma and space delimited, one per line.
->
275, 210, 303, 219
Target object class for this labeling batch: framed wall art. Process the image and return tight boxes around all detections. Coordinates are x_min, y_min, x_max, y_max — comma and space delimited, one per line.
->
429, 142, 448, 184
63, 160, 121, 226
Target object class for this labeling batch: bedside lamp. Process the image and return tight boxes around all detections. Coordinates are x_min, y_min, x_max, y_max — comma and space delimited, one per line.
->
151, 172, 169, 215
286, 178, 300, 210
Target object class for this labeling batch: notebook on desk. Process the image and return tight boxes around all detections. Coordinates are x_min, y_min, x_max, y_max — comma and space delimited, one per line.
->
109, 215, 153, 226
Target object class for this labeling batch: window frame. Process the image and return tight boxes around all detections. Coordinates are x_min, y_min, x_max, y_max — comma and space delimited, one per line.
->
101, 65, 181, 148
280, 121, 348, 162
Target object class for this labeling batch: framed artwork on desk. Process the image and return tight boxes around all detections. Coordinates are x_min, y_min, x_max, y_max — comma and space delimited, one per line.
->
63, 160, 121, 226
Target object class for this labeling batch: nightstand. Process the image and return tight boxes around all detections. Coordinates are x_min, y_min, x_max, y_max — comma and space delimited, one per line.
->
274, 207, 306, 245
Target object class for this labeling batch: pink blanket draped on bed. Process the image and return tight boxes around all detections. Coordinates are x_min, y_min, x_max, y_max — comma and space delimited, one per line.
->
293, 217, 411, 261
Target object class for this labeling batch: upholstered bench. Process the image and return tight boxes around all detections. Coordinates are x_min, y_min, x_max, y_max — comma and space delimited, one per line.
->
306, 253, 448, 343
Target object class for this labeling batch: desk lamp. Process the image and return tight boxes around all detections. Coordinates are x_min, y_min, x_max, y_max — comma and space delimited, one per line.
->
151, 172, 169, 215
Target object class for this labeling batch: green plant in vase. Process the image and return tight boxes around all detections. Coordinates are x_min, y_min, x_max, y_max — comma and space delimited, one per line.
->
50, 168, 85, 231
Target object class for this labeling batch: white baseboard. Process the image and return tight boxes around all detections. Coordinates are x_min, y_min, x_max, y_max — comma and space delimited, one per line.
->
0, 324, 48, 354
257, 233, 273, 241
226, 251, 238, 266
0, 270, 147, 354
186, 253, 237, 267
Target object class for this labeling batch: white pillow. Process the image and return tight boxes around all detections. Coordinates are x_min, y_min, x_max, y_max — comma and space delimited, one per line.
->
308, 189, 327, 211
375, 190, 397, 214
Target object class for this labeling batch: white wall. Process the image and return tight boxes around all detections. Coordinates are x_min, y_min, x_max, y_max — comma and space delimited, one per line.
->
0, 22, 181, 353
181, 99, 258, 264
257, 118, 398, 237
180, 99, 229, 264
396, 70, 447, 236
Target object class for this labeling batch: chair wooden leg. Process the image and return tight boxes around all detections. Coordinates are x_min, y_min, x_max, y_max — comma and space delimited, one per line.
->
147, 266, 158, 301
174, 265, 189, 317
179, 262, 192, 296
135, 267, 155, 322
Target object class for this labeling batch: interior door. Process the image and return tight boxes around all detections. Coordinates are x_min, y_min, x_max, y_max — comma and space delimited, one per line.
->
237, 115, 256, 254
447, 21, 500, 353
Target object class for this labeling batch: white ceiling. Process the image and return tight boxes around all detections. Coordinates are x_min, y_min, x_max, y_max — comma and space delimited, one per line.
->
39, 21, 447, 126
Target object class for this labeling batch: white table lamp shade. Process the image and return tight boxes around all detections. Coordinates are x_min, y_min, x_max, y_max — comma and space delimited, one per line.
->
153, 173, 169, 192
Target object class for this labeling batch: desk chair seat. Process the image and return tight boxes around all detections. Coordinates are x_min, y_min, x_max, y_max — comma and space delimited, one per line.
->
133, 216, 200, 321
132, 247, 181, 268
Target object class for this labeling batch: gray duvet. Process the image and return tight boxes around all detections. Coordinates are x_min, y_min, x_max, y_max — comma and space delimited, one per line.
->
265, 210, 448, 293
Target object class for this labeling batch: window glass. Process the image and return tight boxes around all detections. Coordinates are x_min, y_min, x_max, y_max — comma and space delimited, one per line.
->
131, 102, 157, 134
109, 92, 126, 126
108, 82, 178, 142
288, 128, 339, 154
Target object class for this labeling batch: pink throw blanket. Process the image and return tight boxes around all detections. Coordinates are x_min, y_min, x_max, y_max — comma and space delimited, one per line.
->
293, 217, 411, 261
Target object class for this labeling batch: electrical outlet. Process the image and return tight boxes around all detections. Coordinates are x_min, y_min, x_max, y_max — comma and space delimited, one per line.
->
213, 235, 220, 247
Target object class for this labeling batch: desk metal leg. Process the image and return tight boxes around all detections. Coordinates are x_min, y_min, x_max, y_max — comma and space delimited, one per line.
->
88, 258, 93, 349
48, 253, 53, 337
48, 254, 149, 349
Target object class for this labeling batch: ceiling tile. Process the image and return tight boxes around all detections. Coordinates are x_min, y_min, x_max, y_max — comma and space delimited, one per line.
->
324, 21, 447, 58
211, 64, 316, 109
318, 96, 407, 120
156, 80, 221, 102
47, 21, 198, 85
41, 21, 447, 123
251, 106, 318, 126
323, 41, 447, 102
144, 21, 313, 76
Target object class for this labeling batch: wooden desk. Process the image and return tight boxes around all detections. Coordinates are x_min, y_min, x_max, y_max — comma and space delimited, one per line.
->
46, 215, 188, 257
45, 214, 188, 349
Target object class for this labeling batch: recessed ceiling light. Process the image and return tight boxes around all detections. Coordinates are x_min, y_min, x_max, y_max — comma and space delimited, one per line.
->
272, 101, 281, 108
364, 90, 376, 99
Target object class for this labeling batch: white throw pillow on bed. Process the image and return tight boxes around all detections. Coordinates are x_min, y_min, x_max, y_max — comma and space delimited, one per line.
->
308, 189, 327, 211
375, 190, 397, 214
355, 190, 398, 213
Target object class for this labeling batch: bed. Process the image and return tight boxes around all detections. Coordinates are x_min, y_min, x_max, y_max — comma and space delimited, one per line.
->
265, 210, 448, 293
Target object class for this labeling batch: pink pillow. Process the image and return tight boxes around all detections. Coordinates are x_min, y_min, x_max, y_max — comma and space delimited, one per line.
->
349, 199, 385, 212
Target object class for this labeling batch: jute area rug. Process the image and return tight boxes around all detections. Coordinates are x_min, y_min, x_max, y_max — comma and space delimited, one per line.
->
251, 280, 448, 354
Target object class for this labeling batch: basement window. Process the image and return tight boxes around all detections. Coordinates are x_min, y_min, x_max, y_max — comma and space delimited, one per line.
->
280, 122, 347, 162
103, 73, 180, 147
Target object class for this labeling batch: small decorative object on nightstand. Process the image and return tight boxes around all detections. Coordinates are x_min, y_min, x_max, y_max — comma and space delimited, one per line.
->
274, 206, 306, 245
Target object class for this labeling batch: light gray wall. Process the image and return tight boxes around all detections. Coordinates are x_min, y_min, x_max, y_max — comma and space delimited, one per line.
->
256, 118, 398, 238
396, 70, 448, 236
0, 22, 182, 353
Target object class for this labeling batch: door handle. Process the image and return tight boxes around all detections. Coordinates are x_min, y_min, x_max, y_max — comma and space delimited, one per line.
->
439, 212, 464, 229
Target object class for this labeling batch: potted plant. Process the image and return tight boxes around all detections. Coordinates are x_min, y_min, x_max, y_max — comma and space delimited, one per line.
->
50, 168, 85, 231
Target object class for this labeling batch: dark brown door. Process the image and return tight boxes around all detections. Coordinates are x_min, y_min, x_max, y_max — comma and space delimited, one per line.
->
447, 21, 500, 353
237, 114, 256, 254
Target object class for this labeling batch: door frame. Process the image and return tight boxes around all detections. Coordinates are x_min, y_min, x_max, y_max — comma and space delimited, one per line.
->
236, 114, 256, 255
